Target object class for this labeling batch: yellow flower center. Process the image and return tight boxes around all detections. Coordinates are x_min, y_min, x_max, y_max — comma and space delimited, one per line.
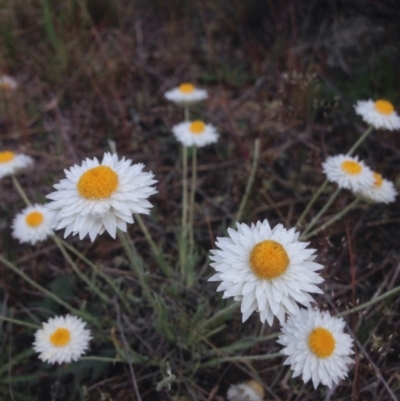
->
373, 172, 383, 188
0, 151, 15, 163
1, 82, 12, 91
244, 380, 264, 399
341, 160, 362, 175
77, 165, 119, 199
179, 83, 195, 94
307, 327, 336, 358
50, 327, 71, 347
25, 211, 44, 227
189, 120, 206, 134
249, 240, 290, 280
374, 99, 394, 115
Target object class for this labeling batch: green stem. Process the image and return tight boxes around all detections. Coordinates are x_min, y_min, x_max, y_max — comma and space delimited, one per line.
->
300, 186, 341, 240
118, 230, 155, 308
184, 104, 190, 122
52, 236, 110, 304
80, 356, 125, 363
189, 146, 198, 250
0, 315, 40, 329
302, 197, 361, 240
58, 238, 133, 313
199, 302, 239, 331
207, 332, 280, 356
11, 175, 31, 206
0, 254, 95, 324
200, 352, 282, 368
134, 214, 173, 277
336, 284, 400, 318
180, 144, 189, 276
180, 103, 191, 274
347, 125, 374, 156
295, 179, 328, 230
234, 138, 260, 225
0, 350, 34, 378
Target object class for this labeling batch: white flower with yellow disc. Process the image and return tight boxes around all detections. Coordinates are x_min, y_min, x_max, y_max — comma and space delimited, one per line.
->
164, 83, 208, 105
0, 75, 18, 91
355, 99, 400, 131
172, 120, 219, 147
322, 154, 374, 193
278, 308, 353, 389
12, 204, 55, 245
33, 315, 91, 364
356, 171, 397, 204
209, 220, 324, 326
46, 152, 157, 241
227, 380, 264, 401
0, 150, 33, 179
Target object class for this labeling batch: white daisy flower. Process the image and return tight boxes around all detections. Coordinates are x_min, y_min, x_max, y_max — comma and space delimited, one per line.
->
172, 120, 219, 147
164, 83, 208, 105
227, 380, 264, 401
0, 150, 33, 179
12, 204, 55, 245
354, 99, 400, 131
46, 152, 157, 242
357, 172, 397, 204
322, 154, 374, 193
209, 220, 324, 326
277, 308, 354, 389
33, 314, 92, 364
0, 75, 18, 91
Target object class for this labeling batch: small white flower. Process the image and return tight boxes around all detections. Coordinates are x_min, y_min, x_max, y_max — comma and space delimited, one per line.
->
46, 152, 157, 242
33, 315, 91, 364
356, 172, 397, 204
164, 83, 208, 105
322, 154, 374, 193
354, 99, 400, 130
172, 120, 219, 147
209, 220, 324, 326
277, 308, 354, 389
227, 380, 264, 401
0, 150, 33, 179
0, 75, 18, 91
12, 204, 55, 245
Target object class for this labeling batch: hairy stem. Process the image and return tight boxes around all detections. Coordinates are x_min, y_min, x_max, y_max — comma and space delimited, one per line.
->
0, 315, 40, 329
346, 125, 374, 156
59, 238, 133, 313
296, 180, 328, 230
53, 236, 110, 303
200, 352, 282, 368
189, 145, 198, 250
11, 175, 31, 206
302, 198, 361, 240
234, 138, 260, 225
336, 284, 400, 318
180, 144, 189, 276
135, 214, 173, 277
0, 254, 96, 325
118, 230, 155, 309
300, 187, 341, 240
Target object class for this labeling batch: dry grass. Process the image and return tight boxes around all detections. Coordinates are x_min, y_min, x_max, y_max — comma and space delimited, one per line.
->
0, 0, 400, 400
